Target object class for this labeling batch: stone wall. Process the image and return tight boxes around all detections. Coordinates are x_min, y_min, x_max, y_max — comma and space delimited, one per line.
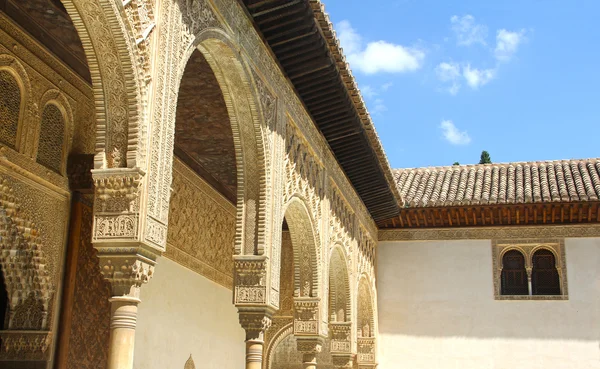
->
377, 236, 600, 369
134, 258, 245, 369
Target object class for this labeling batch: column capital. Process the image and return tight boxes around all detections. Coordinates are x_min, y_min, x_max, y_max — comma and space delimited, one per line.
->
238, 309, 274, 341
99, 256, 155, 297
92, 167, 164, 297
332, 353, 355, 369
296, 336, 323, 354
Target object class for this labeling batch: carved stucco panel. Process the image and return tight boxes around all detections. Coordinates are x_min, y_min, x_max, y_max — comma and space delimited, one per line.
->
165, 158, 236, 288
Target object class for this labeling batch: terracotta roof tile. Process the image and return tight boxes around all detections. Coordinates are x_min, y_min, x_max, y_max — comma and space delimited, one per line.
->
394, 159, 600, 208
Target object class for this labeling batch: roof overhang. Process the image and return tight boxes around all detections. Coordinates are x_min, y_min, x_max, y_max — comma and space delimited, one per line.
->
240, 0, 403, 223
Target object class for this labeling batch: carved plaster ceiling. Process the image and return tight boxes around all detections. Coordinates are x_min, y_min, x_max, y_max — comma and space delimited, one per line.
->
3, 0, 90, 81
175, 49, 237, 202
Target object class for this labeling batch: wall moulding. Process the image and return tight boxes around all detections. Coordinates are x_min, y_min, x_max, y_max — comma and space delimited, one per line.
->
379, 224, 600, 241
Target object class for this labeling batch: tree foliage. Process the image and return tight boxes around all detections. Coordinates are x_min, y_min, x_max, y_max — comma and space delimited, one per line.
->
479, 151, 492, 164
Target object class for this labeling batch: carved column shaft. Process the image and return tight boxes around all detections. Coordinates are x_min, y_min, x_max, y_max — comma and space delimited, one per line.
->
239, 310, 273, 369
107, 296, 140, 369
296, 337, 323, 369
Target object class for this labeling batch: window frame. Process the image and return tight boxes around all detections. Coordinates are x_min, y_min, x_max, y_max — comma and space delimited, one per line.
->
492, 238, 568, 300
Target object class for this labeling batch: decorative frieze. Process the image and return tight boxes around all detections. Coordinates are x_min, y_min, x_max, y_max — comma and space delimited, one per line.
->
0, 331, 52, 361
234, 256, 269, 305
294, 297, 320, 336
357, 337, 376, 364
330, 322, 352, 354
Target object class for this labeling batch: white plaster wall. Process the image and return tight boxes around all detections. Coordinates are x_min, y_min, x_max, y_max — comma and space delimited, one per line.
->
134, 258, 245, 369
377, 238, 600, 369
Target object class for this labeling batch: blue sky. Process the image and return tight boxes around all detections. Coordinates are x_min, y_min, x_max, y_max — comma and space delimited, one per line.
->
322, 0, 600, 168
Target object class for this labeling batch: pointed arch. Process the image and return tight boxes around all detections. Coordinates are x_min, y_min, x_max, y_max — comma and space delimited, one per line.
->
281, 196, 320, 298
328, 244, 351, 323
357, 275, 375, 339
0, 54, 31, 153
161, 28, 268, 256
35, 89, 74, 175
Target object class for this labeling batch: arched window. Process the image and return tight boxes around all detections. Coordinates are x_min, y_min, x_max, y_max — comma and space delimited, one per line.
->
532, 249, 561, 295
37, 103, 65, 173
501, 250, 528, 295
0, 70, 22, 149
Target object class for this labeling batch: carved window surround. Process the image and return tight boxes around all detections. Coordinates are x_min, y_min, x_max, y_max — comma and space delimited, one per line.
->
492, 238, 568, 300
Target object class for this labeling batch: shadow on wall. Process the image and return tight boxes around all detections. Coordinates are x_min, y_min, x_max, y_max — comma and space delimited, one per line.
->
376, 238, 600, 341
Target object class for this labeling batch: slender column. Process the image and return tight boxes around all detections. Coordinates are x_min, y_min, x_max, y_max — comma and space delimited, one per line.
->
99, 259, 154, 369
92, 168, 165, 369
526, 267, 533, 295
302, 351, 318, 369
239, 310, 272, 369
297, 337, 323, 369
107, 296, 140, 369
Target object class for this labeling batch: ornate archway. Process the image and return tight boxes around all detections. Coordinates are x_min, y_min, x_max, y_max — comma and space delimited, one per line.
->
356, 276, 377, 368
329, 245, 353, 368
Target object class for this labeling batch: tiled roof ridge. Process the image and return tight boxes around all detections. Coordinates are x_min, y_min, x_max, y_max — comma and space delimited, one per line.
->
393, 158, 600, 208
394, 158, 600, 172
310, 0, 405, 207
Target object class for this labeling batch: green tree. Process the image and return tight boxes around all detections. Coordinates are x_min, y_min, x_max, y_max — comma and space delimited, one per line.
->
453, 162, 460, 166
479, 150, 492, 164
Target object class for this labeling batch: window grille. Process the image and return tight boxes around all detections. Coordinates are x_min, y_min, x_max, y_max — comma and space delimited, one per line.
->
37, 104, 65, 173
0, 70, 21, 148
501, 250, 528, 295
532, 249, 561, 295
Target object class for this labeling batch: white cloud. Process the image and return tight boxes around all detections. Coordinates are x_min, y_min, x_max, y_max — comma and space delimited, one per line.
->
440, 120, 471, 145
337, 20, 362, 55
435, 62, 461, 95
495, 29, 526, 61
381, 82, 394, 91
360, 85, 377, 99
337, 20, 425, 74
435, 62, 461, 82
463, 64, 496, 89
451, 15, 488, 46
448, 82, 461, 96
371, 99, 388, 115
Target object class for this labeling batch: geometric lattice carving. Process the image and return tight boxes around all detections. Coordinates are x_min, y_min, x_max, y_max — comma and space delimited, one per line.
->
10, 293, 44, 330
0, 70, 20, 149
37, 104, 65, 173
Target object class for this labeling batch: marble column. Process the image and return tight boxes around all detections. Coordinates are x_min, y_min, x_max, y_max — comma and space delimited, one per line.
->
297, 337, 323, 369
239, 310, 272, 369
100, 258, 154, 369
107, 296, 140, 369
